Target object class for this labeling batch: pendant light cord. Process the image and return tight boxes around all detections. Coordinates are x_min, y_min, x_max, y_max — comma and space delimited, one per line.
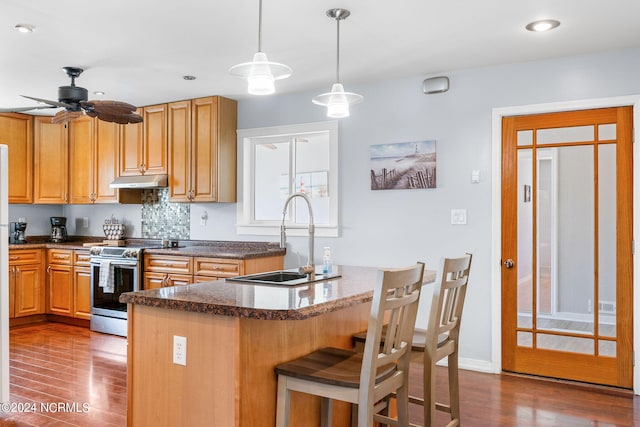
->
335, 16, 340, 83
258, 0, 263, 52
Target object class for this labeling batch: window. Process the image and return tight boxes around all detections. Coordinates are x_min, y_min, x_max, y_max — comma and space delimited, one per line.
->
237, 121, 339, 237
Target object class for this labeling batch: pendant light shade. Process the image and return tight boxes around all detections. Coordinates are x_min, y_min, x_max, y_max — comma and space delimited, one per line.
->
229, 0, 291, 95
312, 9, 363, 118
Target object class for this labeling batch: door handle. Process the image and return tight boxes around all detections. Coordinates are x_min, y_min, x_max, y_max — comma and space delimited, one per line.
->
503, 259, 515, 269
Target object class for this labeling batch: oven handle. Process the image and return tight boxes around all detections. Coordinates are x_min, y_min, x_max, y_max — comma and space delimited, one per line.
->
91, 259, 139, 267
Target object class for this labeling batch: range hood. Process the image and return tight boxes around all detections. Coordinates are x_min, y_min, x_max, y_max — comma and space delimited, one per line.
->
109, 175, 168, 189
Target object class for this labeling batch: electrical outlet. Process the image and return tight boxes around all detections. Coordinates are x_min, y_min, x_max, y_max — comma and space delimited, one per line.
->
82, 217, 89, 228
200, 210, 208, 226
173, 335, 187, 366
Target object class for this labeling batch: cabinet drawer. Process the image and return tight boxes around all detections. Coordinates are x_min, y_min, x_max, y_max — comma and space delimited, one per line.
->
9, 249, 42, 265
144, 254, 193, 274
74, 250, 91, 266
48, 249, 73, 265
194, 257, 242, 278
143, 272, 192, 289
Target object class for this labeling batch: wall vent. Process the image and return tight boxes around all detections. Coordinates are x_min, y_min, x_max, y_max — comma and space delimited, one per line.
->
598, 301, 616, 314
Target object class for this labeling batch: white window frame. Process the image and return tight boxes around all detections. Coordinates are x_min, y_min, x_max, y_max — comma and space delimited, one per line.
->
236, 120, 339, 237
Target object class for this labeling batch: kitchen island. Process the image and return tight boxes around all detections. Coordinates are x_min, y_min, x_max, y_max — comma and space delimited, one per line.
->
121, 265, 436, 427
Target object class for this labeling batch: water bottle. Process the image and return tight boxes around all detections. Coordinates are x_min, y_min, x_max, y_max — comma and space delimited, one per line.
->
322, 247, 332, 275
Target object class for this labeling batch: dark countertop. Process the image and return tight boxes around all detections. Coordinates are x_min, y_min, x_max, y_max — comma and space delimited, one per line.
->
119, 266, 437, 320
9, 237, 285, 259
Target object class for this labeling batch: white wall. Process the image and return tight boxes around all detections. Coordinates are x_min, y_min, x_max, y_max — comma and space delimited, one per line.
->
11, 48, 640, 367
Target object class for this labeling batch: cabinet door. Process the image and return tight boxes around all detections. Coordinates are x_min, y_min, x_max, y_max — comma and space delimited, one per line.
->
168, 100, 192, 202
34, 116, 68, 204
74, 267, 91, 320
8, 267, 15, 318
143, 104, 167, 175
69, 116, 95, 204
94, 119, 120, 203
0, 113, 33, 203
190, 97, 217, 202
120, 108, 144, 176
14, 264, 43, 317
48, 264, 74, 316
143, 272, 166, 290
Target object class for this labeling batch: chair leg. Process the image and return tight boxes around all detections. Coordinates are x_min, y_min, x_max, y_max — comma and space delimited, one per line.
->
395, 383, 409, 426
275, 375, 290, 427
321, 397, 333, 427
448, 352, 460, 424
424, 356, 436, 427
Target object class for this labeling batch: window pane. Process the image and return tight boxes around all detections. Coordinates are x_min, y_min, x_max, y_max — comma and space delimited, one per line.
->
517, 331, 532, 348
254, 141, 290, 221
598, 144, 616, 337
295, 132, 330, 225
598, 340, 616, 357
537, 333, 594, 355
517, 149, 533, 328
598, 124, 616, 140
517, 130, 533, 146
537, 125, 594, 145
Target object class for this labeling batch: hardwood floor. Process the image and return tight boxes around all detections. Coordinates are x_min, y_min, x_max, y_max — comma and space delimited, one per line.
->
1, 323, 639, 426
1, 323, 126, 427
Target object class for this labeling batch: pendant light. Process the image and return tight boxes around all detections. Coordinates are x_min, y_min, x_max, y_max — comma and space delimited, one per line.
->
229, 0, 292, 95
312, 8, 363, 118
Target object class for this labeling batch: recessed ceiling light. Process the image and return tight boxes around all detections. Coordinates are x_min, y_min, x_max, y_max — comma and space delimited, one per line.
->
183, 75, 196, 81
93, 91, 105, 96
14, 23, 35, 33
526, 19, 560, 32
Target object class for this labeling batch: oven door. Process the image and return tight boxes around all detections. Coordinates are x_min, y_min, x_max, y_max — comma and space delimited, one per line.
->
90, 259, 140, 319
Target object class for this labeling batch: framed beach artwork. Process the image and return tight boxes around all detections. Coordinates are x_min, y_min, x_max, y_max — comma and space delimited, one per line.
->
370, 140, 437, 190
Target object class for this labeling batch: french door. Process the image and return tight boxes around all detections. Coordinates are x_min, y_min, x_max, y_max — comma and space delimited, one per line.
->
501, 107, 633, 388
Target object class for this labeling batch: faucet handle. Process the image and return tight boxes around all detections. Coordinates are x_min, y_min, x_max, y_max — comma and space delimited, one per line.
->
298, 265, 314, 275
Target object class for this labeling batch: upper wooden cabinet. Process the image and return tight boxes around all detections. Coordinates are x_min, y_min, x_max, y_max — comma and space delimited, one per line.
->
120, 104, 167, 176
0, 113, 33, 204
34, 116, 68, 204
69, 116, 120, 204
168, 96, 237, 202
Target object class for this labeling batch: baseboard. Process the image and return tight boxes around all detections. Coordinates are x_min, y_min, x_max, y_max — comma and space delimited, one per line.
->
435, 356, 499, 374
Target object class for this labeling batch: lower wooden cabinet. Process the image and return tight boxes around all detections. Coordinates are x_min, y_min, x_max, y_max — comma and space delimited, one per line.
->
73, 267, 92, 320
48, 264, 74, 316
9, 250, 44, 318
144, 272, 193, 290
47, 249, 92, 320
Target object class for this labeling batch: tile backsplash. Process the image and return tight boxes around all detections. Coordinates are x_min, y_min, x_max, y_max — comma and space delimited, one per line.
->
141, 188, 190, 239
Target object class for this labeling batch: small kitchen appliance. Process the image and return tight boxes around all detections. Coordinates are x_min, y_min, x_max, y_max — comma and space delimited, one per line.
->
9, 221, 27, 243
50, 216, 68, 242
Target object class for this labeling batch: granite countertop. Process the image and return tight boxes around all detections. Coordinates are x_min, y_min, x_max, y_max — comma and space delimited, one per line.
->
119, 266, 437, 320
9, 237, 285, 259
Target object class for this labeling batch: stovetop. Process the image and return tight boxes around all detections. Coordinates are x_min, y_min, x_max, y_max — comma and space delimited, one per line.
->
90, 244, 163, 259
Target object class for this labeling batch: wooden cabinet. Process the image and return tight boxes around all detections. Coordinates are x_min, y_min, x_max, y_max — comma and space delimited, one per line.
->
168, 96, 237, 202
34, 116, 68, 204
143, 252, 284, 289
73, 267, 91, 320
120, 104, 167, 176
9, 249, 43, 318
143, 254, 194, 289
69, 117, 120, 204
0, 113, 33, 203
47, 249, 74, 316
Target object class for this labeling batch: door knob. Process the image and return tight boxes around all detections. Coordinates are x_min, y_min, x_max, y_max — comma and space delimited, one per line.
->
503, 259, 515, 269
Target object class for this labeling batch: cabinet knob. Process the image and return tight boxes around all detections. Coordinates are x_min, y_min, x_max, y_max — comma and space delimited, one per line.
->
9, 256, 18, 261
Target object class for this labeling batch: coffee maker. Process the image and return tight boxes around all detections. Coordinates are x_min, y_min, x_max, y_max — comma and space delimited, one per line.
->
50, 217, 68, 243
9, 221, 27, 244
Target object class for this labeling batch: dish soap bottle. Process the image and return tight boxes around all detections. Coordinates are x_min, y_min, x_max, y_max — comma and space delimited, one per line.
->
322, 247, 332, 275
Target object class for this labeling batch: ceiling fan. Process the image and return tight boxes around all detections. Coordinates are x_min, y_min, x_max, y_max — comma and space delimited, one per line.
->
0, 66, 143, 124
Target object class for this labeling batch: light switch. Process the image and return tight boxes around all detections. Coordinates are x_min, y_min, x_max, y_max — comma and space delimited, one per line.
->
471, 170, 480, 184
200, 210, 208, 226
451, 209, 467, 225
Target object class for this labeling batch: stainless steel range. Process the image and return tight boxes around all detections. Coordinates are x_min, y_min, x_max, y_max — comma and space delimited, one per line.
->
89, 246, 144, 337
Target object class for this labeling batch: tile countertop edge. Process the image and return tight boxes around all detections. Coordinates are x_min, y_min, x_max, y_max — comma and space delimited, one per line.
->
120, 267, 437, 321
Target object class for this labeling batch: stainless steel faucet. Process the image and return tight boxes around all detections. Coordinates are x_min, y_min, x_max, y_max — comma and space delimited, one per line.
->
280, 192, 315, 273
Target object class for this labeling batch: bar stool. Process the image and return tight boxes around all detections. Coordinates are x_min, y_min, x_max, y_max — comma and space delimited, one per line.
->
274, 262, 425, 427
352, 254, 472, 427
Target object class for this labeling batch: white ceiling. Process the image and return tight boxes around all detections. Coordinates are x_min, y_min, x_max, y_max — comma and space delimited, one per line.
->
2, 0, 640, 112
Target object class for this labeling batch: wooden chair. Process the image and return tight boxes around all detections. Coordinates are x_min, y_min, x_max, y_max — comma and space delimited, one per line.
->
352, 254, 472, 427
274, 262, 425, 427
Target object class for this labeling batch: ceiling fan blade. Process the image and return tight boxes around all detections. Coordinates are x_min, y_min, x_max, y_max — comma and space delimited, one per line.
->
0, 105, 57, 113
82, 100, 137, 114
21, 95, 73, 109
93, 111, 143, 124
51, 110, 84, 124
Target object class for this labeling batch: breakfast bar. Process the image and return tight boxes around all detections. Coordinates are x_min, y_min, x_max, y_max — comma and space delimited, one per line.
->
121, 265, 436, 427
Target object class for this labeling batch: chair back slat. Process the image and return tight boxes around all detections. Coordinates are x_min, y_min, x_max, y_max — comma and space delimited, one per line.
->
360, 263, 424, 397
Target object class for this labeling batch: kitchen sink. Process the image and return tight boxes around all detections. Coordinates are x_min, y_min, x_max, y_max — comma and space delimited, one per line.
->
227, 270, 341, 286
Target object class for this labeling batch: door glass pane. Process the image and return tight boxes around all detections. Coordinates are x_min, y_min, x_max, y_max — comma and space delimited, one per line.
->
517, 149, 533, 328
598, 144, 616, 337
517, 331, 532, 347
598, 124, 616, 141
536, 154, 553, 316
538, 146, 594, 335
537, 333, 593, 355
598, 340, 616, 357
517, 130, 533, 146
537, 125, 594, 145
